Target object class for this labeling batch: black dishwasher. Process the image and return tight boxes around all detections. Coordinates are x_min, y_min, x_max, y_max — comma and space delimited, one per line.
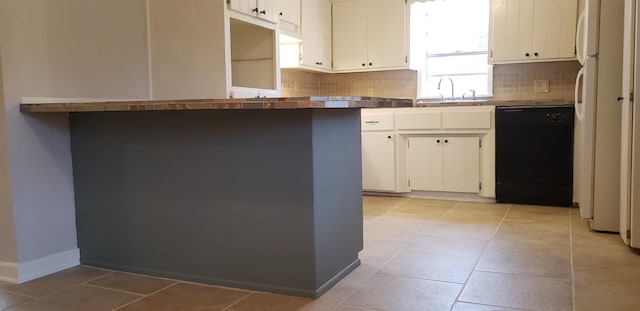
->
495, 106, 574, 206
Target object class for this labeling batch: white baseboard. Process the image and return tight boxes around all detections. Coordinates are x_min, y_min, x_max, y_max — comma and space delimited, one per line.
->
0, 248, 80, 284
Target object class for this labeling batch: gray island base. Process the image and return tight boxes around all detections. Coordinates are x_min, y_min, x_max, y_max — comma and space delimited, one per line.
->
70, 108, 363, 297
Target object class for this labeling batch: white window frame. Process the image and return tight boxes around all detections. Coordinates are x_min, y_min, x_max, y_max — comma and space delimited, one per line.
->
410, 0, 493, 101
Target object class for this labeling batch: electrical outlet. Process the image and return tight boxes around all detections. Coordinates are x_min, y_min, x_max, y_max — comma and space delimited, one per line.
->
534, 79, 550, 93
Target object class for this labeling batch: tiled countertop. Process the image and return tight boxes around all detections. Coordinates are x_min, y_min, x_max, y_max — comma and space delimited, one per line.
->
415, 98, 574, 107
20, 96, 413, 113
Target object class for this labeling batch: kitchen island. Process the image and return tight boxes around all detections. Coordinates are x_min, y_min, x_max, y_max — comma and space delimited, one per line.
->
21, 96, 412, 297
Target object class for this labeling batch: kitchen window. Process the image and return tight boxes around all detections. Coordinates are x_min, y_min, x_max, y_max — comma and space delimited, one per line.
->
410, 0, 492, 99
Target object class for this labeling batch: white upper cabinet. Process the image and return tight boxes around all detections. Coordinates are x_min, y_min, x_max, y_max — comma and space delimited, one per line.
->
490, 0, 578, 63
274, 0, 300, 34
333, 0, 367, 70
333, 0, 408, 72
366, 0, 407, 69
280, 0, 331, 71
301, 0, 332, 70
228, 0, 277, 22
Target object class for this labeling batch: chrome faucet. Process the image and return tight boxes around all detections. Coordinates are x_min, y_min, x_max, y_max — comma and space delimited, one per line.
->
463, 89, 476, 100
437, 77, 454, 101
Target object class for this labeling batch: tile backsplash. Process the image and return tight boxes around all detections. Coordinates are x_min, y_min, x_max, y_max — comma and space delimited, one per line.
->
492, 61, 581, 101
281, 69, 418, 99
281, 60, 581, 102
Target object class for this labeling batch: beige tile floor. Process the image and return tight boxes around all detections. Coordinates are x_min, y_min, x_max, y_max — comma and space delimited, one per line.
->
2, 196, 640, 310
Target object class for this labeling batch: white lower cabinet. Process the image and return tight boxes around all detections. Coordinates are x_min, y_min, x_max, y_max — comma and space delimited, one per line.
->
362, 132, 396, 191
407, 136, 480, 193
361, 106, 495, 198
407, 137, 443, 191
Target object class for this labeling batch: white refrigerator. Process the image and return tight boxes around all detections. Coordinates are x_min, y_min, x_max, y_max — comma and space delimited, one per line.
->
575, 0, 624, 232
620, 0, 640, 247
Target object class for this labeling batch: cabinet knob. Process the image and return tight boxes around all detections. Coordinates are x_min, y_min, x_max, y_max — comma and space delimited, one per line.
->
260, 10, 266, 14
279, 12, 283, 16
444, 139, 449, 143
387, 135, 392, 139
362, 63, 366, 67
252, 7, 258, 12
436, 139, 441, 143
618, 96, 624, 102
369, 62, 372, 66
534, 52, 539, 56
315, 61, 323, 65
525, 53, 530, 57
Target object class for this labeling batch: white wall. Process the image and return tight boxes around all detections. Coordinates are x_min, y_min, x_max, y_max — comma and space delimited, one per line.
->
0, 0, 150, 275
0, 51, 18, 266
148, 0, 227, 99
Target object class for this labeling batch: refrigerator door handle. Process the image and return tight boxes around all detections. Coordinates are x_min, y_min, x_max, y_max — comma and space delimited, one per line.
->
575, 67, 585, 121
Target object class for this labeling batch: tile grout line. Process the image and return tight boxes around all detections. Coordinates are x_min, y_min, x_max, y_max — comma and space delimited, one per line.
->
82, 269, 117, 284
363, 196, 412, 227
12, 281, 118, 310
371, 271, 468, 286
0, 287, 41, 300
337, 198, 475, 310
221, 291, 254, 311
111, 282, 180, 311
0, 269, 117, 303
448, 203, 513, 311
333, 197, 418, 310
105, 269, 183, 283
348, 214, 479, 308
10, 268, 118, 303
83, 282, 154, 297
175, 279, 252, 293
369, 200, 480, 263
468, 269, 572, 282
360, 198, 515, 311
337, 302, 387, 311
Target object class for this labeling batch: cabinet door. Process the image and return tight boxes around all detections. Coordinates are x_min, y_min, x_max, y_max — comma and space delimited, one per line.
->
531, 0, 577, 60
367, 0, 407, 69
332, 0, 368, 70
407, 137, 444, 191
256, 0, 276, 22
442, 137, 480, 193
229, 0, 255, 15
276, 0, 300, 29
301, 0, 332, 70
490, 0, 534, 62
362, 132, 396, 191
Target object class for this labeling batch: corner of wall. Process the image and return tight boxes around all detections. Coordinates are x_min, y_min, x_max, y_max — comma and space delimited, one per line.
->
0, 48, 19, 266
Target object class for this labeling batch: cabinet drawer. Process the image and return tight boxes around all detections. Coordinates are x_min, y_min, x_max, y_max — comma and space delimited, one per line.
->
442, 110, 491, 129
361, 113, 394, 131
395, 111, 442, 130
